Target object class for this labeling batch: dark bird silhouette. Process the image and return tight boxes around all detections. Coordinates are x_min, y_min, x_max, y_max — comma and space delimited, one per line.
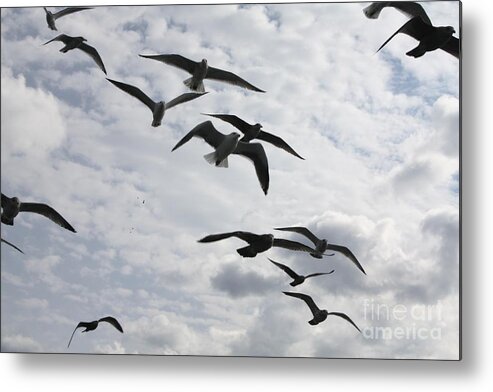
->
274, 226, 366, 275
377, 16, 458, 59
44, 34, 107, 74
43, 7, 93, 31
1, 238, 24, 254
198, 231, 317, 258
363, 2, 432, 24
202, 113, 304, 160
139, 54, 265, 93
106, 78, 207, 127
283, 292, 361, 330
268, 258, 334, 287
67, 316, 123, 348
172, 120, 270, 195
2, 193, 76, 233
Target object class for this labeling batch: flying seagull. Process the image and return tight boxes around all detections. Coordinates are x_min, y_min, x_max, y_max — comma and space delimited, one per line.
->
43, 6, 93, 31
283, 292, 361, 330
139, 54, 265, 93
268, 258, 334, 287
198, 231, 317, 258
377, 16, 458, 59
1, 193, 76, 233
67, 316, 123, 348
1, 238, 24, 254
172, 120, 270, 195
363, 2, 432, 24
106, 78, 207, 127
44, 34, 107, 74
274, 226, 366, 275
202, 113, 304, 160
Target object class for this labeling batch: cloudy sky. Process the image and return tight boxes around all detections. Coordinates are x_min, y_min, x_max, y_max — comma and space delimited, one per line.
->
1, 1, 459, 359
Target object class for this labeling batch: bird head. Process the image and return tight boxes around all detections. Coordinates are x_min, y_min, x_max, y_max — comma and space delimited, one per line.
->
231, 132, 241, 140
445, 26, 456, 35
201, 59, 208, 66
253, 123, 262, 131
12, 197, 21, 208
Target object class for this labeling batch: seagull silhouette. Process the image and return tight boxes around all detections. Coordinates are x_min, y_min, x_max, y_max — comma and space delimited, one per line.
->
43, 7, 93, 31
67, 316, 123, 348
2, 193, 76, 233
139, 54, 265, 93
268, 258, 334, 287
1, 238, 24, 254
106, 78, 207, 127
283, 292, 361, 330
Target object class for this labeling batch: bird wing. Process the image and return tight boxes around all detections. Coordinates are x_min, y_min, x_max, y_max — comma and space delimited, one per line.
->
1, 238, 24, 254
205, 66, 265, 92
232, 142, 270, 195
377, 16, 435, 53
106, 78, 156, 112
325, 243, 366, 275
67, 322, 90, 348
18, 202, 76, 233
274, 226, 320, 246
198, 231, 260, 244
139, 54, 197, 74
172, 121, 226, 151
256, 130, 305, 160
364, 2, 432, 25
441, 36, 460, 58
273, 238, 316, 253
98, 316, 124, 333
268, 258, 299, 279
165, 92, 208, 110
1, 193, 9, 207
201, 113, 252, 133
283, 291, 321, 316
78, 43, 107, 74
53, 7, 93, 19
328, 312, 361, 333
305, 270, 335, 279
43, 34, 73, 45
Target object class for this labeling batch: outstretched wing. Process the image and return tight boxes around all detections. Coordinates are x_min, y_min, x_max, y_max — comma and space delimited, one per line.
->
78, 43, 107, 74
273, 238, 315, 253
67, 322, 90, 348
165, 92, 208, 110
268, 258, 299, 279
139, 54, 197, 74
283, 291, 321, 317
1, 238, 24, 254
53, 7, 93, 20
98, 316, 124, 333
233, 142, 270, 195
326, 243, 366, 275
19, 202, 76, 233
106, 78, 155, 112
305, 270, 335, 279
257, 131, 304, 160
198, 231, 260, 245
377, 16, 435, 53
274, 226, 320, 246
363, 2, 432, 25
328, 312, 361, 333
202, 113, 252, 133
205, 66, 265, 93
43, 34, 73, 45
172, 121, 226, 151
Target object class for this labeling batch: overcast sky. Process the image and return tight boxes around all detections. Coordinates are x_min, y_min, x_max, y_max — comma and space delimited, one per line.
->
1, 1, 459, 359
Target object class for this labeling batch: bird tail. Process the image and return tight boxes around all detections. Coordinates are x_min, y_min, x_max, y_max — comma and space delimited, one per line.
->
203, 152, 228, 168
184, 77, 205, 93
1, 216, 13, 226
406, 46, 426, 58
237, 246, 257, 258
308, 319, 319, 326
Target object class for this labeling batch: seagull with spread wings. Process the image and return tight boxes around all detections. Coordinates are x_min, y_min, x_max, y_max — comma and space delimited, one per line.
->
198, 231, 317, 258
67, 316, 124, 348
1, 193, 76, 233
43, 6, 93, 31
268, 258, 334, 287
202, 113, 304, 160
1, 238, 24, 254
44, 34, 107, 74
274, 226, 366, 275
139, 54, 265, 93
283, 292, 361, 330
106, 78, 207, 127
172, 120, 270, 195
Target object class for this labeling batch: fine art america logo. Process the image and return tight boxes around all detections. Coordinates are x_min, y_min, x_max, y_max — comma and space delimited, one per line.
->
362, 299, 443, 340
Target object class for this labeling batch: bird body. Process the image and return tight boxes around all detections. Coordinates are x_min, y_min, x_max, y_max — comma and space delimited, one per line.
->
204, 132, 241, 167
268, 258, 334, 287
67, 316, 123, 348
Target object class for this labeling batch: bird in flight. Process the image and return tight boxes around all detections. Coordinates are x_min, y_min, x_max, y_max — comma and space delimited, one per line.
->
268, 258, 334, 287
198, 231, 316, 258
172, 120, 270, 195
67, 316, 123, 348
283, 291, 361, 330
2, 193, 76, 233
44, 34, 107, 74
274, 226, 366, 275
202, 113, 304, 160
1, 238, 24, 254
43, 6, 93, 31
139, 54, 265, 93
106, 78, 207, 127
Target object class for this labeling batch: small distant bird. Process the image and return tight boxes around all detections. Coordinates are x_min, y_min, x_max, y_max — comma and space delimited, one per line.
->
2, 193, 76, 233
44, 34, 107, 74
172, 121, 270, 194
268, 258, 334, 287
274, 226, 366, 275
106, 78, 207, 127
67, 316, 124, 348
139, 54, 265, 93
1, 238, 24, 254
363, 2, 432, 24
283, 291, 361, 330
377, 16, 458, 58
43, 6, 93, 31
202, 113, 304, 160
198, 231, 317, 258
